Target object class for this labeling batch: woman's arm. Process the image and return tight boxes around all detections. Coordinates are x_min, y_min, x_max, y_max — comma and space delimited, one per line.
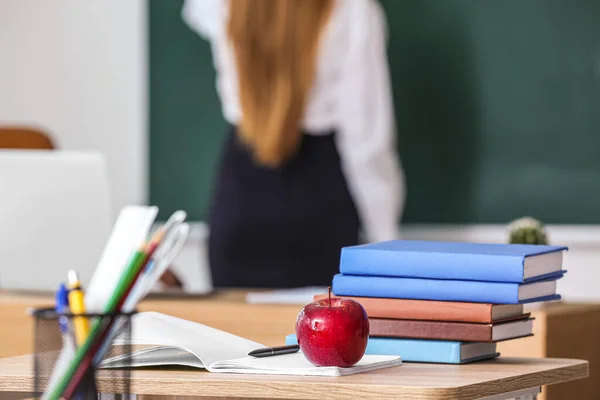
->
335, 0, 406, 243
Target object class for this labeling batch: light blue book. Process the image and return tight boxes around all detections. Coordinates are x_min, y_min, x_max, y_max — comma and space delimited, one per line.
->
339, 240, 567, 283
332, 273, 563, 304
285, 334, 499, 364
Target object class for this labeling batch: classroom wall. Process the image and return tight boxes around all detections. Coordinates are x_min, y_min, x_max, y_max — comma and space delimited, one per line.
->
1, 1, 600, 302
0, 0, 148, 214
149, 0, 600, 224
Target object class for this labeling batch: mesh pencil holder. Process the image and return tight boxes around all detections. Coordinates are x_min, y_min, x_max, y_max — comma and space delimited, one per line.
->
30, 307, 136, 400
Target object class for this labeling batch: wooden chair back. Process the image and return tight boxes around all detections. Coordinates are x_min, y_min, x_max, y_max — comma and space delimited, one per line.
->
0, 127, 55, 150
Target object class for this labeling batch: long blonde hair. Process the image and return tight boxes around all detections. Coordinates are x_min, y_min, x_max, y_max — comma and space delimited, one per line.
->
227, 0, 334, 168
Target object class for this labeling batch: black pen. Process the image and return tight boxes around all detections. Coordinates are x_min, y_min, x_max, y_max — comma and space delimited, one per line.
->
248, 345, 300, 358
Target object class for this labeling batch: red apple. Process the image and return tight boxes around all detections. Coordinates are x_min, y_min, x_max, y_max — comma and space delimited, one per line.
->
295, 290, 369, 367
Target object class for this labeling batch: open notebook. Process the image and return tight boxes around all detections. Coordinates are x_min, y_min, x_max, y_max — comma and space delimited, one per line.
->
101, 312, 402, 377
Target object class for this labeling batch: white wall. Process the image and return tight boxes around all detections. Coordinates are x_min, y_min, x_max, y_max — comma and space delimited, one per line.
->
0, 0, 147, 213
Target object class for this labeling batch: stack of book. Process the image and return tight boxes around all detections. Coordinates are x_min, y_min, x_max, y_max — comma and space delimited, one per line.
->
287, 240, 567, 364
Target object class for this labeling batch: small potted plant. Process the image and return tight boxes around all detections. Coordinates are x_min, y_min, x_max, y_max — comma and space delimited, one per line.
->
508, 217, 549, 245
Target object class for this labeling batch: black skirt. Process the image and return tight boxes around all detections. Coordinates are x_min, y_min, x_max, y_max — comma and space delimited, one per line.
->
207, 126, 360, 288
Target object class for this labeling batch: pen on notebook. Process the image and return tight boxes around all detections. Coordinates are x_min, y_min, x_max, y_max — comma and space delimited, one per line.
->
67, 270, 90, 346
248, 345, 300, 358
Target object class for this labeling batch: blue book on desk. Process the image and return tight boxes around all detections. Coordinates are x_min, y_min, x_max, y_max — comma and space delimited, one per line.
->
285, 334, 499, 364
339, 240, 567, 283
332, 273, 563, 304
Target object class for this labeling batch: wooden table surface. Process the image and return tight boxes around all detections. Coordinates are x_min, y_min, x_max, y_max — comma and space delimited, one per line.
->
0, 290, 590, 399
0, 354, 588, 400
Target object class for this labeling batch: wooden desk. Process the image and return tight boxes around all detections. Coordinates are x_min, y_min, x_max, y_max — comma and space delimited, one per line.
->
0, 291, 593, 399
0, 354, 588, 400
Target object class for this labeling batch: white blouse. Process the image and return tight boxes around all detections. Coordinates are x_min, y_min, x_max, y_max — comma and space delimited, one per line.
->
182, 0, 405, 243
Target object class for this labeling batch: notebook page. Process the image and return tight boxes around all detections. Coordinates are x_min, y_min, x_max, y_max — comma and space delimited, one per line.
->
113, 312, 264, 367
102, 347, 205, 369
208, 353, 402, 376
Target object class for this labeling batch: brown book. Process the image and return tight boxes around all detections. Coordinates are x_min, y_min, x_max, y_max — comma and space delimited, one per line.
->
369, 317, 534, 342
314, 295, 524, 323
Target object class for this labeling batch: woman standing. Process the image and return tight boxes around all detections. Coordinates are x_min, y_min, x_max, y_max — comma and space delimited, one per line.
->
182, 0, 405, 288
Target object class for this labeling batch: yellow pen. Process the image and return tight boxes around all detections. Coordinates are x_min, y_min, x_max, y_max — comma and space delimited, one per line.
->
67, 270, 90, 346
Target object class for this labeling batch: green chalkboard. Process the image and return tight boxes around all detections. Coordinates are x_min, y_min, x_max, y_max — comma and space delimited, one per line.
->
150, 0, 600, 224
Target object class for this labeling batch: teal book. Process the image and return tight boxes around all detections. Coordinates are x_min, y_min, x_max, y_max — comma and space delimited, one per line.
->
285, 334, 499, 364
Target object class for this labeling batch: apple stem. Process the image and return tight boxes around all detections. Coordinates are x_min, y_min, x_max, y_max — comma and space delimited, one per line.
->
328, 286, 332, 308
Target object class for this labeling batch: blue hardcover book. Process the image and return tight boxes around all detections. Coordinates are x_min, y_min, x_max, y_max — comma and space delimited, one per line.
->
339, 240, 567, 283
332, 273, 563, 304
285, 334, 499, 364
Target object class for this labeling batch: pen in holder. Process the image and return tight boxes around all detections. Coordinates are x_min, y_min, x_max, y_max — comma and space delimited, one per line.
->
30, 307, 135, 399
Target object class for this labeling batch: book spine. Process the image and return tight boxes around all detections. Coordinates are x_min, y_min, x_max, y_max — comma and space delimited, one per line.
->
365, 337, 460, 363
369, 319, 493, 342
332, 275, 521, 304
340, 248, 525, 282
285, 334, 463, 364
313, 295, 494, 323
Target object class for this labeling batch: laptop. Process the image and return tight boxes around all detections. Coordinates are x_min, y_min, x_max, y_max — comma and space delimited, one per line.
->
0, 150, 111, 292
